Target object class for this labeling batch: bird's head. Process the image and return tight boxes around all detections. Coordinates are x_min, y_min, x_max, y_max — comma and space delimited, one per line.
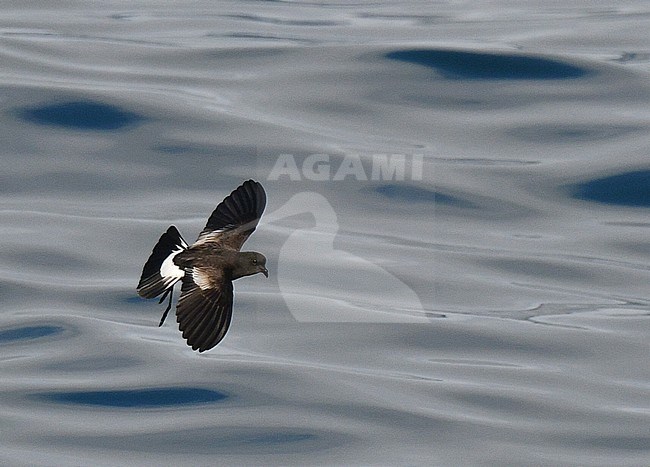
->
233, 251, 268, 280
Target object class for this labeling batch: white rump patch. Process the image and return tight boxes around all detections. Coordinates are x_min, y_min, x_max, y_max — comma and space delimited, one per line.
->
160, 247, 184, 280
192, 268, 212, 290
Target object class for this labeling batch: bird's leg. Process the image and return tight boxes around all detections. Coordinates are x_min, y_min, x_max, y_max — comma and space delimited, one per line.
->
158, 288, 170, 304
158, 287, 174, 327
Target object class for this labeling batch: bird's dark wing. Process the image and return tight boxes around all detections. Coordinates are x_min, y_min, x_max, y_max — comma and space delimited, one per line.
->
195, 180, 266, 251
176, 266, 233, 352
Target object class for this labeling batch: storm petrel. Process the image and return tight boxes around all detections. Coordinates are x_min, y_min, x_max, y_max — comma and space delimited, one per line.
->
137, 180, 268, 352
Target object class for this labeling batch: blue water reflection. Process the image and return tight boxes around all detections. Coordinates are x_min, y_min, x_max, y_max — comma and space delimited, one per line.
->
572, 170, 650, 207
0, 325, 63, 343
386, 49, 589, 80
16, 100, 144, 130
375, 184, 474, 207
43, 427, 337, 455
41, 388, 228, 408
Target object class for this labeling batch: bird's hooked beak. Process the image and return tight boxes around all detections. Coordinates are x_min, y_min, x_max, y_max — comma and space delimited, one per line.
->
261, 266, 268, 278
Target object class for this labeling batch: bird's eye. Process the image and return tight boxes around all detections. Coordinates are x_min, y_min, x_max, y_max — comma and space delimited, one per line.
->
252, 258, 258, 265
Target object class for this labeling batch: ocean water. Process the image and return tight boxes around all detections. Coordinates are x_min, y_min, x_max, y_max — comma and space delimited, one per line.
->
1, 2, 650, 465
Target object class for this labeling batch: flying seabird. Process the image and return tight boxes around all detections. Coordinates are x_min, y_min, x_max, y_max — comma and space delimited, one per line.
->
137, 180, 268, 352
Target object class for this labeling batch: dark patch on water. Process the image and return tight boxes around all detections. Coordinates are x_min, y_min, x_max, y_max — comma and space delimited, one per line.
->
42, 426, 344, 455
583, 435, 650, 451
41, 387, 228, 408
221, 33, 315, 44
0, 325, 63, 343
205, 47, 289, 61
242, 433, 315, 445
571, 170, 650, 207
451, 391, 554, 418
153, 142, 259, 161
482, 258, 592, 282
375, 184, 475, 208
223, 14, 342, 27
155, 144, 195, 155
386, 49, 589, 80
153, 143, 232, 156
357, 12, 444, 25
16, 100, 144, 130
508, 124, 641, 143
611, 240, 650, 259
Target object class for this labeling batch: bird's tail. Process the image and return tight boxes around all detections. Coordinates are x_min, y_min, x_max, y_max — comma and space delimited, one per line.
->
137, 225, 188, 299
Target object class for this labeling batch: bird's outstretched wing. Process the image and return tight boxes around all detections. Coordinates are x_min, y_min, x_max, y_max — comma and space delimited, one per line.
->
195, 179, 266, 251
176, 267, 233, 352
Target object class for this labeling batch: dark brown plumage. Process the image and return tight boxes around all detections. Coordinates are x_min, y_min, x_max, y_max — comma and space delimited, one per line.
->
137, 180, 267, 352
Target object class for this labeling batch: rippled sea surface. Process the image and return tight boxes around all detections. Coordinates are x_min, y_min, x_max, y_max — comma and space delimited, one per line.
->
2, 2, 650, 466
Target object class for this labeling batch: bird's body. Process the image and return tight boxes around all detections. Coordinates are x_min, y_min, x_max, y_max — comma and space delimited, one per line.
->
137, 180, 267, 352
